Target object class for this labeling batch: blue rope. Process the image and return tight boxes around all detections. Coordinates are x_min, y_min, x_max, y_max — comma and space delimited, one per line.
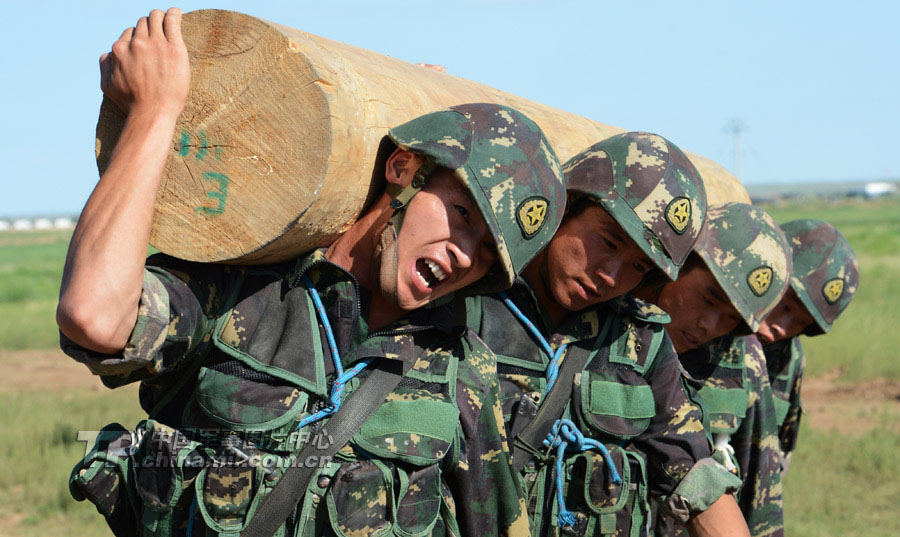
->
295, 276, 372, 430
500, 292, 568, 394
186, 496, 197, 536
543, 419, 622, 528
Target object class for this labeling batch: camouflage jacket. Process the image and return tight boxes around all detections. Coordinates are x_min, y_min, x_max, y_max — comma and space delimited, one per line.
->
763, 338, 804, 459
467, 281, 739, 537
677, 334, 784, 537
63, 250, 529, 537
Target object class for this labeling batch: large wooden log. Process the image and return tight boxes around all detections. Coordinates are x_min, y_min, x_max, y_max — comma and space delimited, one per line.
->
95, 9, 750, 264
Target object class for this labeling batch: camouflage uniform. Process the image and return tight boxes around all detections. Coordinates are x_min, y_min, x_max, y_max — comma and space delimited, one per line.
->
677, 334, 783, 537
469, 287, 740, 537
764, 338, 804, 460
656, 203, 792, 537
468, 134, 740, 537
64, 103, 567, 537
763, 219, 859, 464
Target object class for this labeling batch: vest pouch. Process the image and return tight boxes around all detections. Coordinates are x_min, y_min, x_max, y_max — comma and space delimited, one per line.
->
622, 451, 650, 537
582, 446, 631, 516
394, 464, 443, 537
346, 370, 458, 536
773, 397, 791, 429
193, 440, 278, 536
326, 459, 394, 537
697, 386, 748, 435
194, 364, 310, 434
210, 277, 329, 401
435, 479, 461, 537
133, 420, 206, 537
549, 447, 649, 537
579, 369, 656, 440
539, 448, 627, 536
351, 374, 459, 466
69, 423, 140, 537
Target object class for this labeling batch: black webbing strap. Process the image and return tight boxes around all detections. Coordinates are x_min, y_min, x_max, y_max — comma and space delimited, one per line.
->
241, 358, 410, 537
511, 344, 593, 472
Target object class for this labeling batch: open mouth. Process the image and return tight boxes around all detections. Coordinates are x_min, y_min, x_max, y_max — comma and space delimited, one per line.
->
414, 258, 448, 292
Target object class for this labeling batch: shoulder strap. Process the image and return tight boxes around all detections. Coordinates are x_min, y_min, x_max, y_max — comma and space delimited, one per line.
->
511, 343, 593, 472
241, 358, 410, 537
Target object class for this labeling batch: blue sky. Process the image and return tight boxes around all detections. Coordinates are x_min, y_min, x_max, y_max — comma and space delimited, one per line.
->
2, 1, 897, 217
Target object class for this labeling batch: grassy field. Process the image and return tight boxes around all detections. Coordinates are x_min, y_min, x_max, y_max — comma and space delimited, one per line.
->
1, 196, 898, 535
783, 422, 900, 536
0, 386, 144, 537
0, 230, 71, 350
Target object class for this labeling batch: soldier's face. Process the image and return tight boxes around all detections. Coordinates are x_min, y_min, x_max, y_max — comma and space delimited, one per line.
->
657, 265, 744, 353
539, 202, 653, 311
392, 169, 498, 310
756, 288, 816, 344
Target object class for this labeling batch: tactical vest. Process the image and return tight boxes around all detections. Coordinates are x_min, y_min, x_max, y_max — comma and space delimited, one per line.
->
468, 292, 669, 537
70, 260, 466, 537
765, 338, 802, 432
679, 336, 749, 478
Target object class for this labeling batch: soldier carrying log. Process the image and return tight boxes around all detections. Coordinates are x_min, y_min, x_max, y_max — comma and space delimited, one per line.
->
58, 8, 569, 537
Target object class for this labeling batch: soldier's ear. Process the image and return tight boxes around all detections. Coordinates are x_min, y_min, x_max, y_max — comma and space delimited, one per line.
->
385, 149, 423, 187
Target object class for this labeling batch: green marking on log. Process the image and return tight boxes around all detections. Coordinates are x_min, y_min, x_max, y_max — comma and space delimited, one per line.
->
215, 146, 223, 161
196, 172, 228, 215
178, 129, 190, 157
196, 131, 209, 161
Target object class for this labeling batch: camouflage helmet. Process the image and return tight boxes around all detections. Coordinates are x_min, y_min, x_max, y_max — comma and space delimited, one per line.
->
693, 202, 792, 332
387, 103, 566, 290
563, 132, 707, 281
781, 219, 859, 336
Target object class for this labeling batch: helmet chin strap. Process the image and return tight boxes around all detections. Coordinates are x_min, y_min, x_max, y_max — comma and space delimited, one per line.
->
374, 157, 438, 306
373, 223, 401, 304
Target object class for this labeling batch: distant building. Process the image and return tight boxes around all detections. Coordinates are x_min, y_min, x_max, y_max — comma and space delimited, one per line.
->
0, 221, 9, 231
748, 179, 899, 204
53, 217, 75, 229
864, 182, 897, 198
12, 219, 33, 231
34, 218, 53, 230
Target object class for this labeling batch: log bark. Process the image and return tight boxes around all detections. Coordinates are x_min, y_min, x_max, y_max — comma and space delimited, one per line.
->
95, 9, 750, 264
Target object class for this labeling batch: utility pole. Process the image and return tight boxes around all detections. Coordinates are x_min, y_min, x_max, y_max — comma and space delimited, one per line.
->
725, 119, 745, 182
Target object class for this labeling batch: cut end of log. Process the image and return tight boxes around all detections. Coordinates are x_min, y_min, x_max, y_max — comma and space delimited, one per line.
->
97, 9, 337, 262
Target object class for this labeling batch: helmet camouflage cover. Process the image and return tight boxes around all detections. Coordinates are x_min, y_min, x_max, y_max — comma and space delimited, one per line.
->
781, 219, 859, 336
694, 202, 792, 332
563, 132, 707, 281
387, 103, 566, 290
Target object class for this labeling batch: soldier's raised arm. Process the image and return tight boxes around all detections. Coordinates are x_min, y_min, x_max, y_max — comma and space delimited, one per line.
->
57, 8, 189, 354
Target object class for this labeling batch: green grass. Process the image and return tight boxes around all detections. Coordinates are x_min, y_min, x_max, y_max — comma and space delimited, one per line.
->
784, 419, 900, 536
0, 231, 69, 350
763, 196, 900, 258
0, 388, 145, 536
